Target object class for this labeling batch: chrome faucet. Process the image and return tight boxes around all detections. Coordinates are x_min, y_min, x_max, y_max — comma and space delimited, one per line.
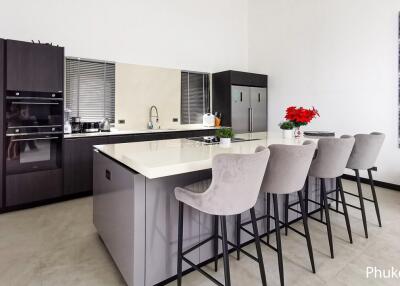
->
148, 105, 159, 129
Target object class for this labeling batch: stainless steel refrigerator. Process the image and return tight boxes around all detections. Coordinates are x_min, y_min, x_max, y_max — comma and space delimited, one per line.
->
231, 85, 267, 133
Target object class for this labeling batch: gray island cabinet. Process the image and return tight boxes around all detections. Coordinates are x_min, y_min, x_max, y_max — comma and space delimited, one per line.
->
93, 132, 333, 286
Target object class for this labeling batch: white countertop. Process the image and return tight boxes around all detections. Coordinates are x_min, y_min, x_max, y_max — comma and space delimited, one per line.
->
64, 126, 218, 139
94, 132, 319, 179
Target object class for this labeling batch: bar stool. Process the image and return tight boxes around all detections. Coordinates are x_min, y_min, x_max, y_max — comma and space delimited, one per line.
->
175, 147, 270, 286
345, 132, 385, 238
237, 141, 317, 286
306, 135, 355, 259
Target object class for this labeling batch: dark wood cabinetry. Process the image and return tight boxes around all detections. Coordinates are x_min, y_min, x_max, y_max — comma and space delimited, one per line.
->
0, 39, 65, 212
6, 40, 64, 92
0, 39, 4, 209
63, 137, 108, 196
6, 169, 62, 207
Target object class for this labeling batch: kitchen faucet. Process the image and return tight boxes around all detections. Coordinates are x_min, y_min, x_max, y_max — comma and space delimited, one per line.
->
148, 105, 159, 129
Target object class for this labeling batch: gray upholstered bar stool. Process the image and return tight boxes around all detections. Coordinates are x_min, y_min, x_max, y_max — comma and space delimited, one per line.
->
344, 132, 385, 238
174, 147, 270, 286
237, 141, 317, 286
306, 135, 355, 259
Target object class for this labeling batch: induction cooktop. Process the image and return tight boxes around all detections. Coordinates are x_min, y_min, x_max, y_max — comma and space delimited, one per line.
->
186, 136, 260, 145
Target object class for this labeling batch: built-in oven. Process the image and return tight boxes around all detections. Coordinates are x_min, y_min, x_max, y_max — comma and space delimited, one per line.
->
5, 91, 63, 174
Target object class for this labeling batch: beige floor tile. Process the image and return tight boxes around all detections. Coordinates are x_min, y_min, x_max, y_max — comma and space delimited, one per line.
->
0, 180, 399, 286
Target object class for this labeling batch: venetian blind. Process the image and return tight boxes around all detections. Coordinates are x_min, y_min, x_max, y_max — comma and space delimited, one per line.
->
66, 58, 115, 122
181, 72, 210, 124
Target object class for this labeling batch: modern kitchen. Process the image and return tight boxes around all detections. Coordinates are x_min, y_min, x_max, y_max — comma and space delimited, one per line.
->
1, 1, 400, 286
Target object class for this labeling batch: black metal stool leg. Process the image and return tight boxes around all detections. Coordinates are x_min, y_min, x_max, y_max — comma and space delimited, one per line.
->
177, 202, 184, 286
236, 214, 241, 260
304, 177, 309, 216
337, 177, 353, 243
267, 193, 271, 244
213, 215, 219, 272
368, 169, 382, 227
273, 194, 284, 286
221, 216, 231, 286
284, 194, 289, 236
335, 182, 339, 212
319, 181, 324, 221
298, 191, 315, 273
355, 169, 368, 238
250, 208, 267, 286
321, 178, 334, 259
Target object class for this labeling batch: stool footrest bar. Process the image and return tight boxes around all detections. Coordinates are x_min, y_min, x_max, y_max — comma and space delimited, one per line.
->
181, 256, 224, 286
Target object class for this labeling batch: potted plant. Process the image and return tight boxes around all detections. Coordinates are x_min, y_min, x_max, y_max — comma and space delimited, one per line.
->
216, 128, 234, 145
284, 106, 319, 138
279, 121, 294, 139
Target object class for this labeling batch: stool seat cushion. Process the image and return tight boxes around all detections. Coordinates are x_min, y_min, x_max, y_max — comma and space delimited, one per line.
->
175, 179, 212, 212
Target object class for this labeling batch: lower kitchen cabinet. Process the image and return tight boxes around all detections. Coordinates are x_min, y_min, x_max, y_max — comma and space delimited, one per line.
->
6, 169, 63, 207
63, 136, 108, 195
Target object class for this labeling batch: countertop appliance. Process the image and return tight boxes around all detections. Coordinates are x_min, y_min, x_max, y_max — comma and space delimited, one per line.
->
212, 70, 268, 134
64, 109, 72, 134
71, 117, 82, 133
202, 113, 215, 127
100, 118, 111, 132
82, 122, 100, 133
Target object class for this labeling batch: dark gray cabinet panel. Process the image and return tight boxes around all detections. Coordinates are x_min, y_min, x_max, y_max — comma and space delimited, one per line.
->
0, 39, 4, 209
6, 40, 64, 92
63, 136, 108, 195
6, 169, 62, 207
107, 134, 139, 144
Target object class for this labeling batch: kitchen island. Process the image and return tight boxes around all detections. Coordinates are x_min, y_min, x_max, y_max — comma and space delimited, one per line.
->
93, 132, 333, 286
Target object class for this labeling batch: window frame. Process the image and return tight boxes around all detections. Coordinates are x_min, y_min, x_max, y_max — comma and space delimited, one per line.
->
180, 71, 210, 125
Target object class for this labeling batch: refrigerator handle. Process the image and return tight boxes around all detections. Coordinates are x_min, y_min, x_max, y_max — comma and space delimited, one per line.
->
248, 108, 251, 132
251, 108, 254, 132
248, 107, 253, 132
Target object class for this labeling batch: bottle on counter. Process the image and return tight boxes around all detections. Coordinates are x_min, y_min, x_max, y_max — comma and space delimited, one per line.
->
214, 112, 222, 127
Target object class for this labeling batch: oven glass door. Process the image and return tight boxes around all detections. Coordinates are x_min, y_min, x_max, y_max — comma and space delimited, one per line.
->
6, 98, 63, 129
6, 135, 61, 174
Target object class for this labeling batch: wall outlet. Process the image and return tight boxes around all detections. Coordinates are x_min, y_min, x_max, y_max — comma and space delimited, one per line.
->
118, 119, 125, 124
172, 118, 178, 122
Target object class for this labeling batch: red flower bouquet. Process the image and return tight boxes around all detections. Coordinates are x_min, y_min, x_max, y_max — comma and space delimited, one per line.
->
285, 106, 319, 127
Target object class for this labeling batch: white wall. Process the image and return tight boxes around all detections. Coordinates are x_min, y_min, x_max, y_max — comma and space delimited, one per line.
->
248, 0, 400, 184
0, 0, 248, 72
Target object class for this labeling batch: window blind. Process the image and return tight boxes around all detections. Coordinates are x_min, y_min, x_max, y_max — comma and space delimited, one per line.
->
181, 72, 210, 124
66, 58, 115, 122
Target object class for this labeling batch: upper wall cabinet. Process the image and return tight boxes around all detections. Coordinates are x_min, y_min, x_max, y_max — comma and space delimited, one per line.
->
6, 40, 64, 92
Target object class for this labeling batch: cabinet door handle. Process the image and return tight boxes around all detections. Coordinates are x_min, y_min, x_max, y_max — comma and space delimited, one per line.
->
11, 136, 59, 142
240, 92, 243, 102
258, 93, 261, 102
105, 169, 111, 181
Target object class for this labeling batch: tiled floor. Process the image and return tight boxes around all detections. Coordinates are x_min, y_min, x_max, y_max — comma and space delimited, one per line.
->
0, 179, 399, 286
